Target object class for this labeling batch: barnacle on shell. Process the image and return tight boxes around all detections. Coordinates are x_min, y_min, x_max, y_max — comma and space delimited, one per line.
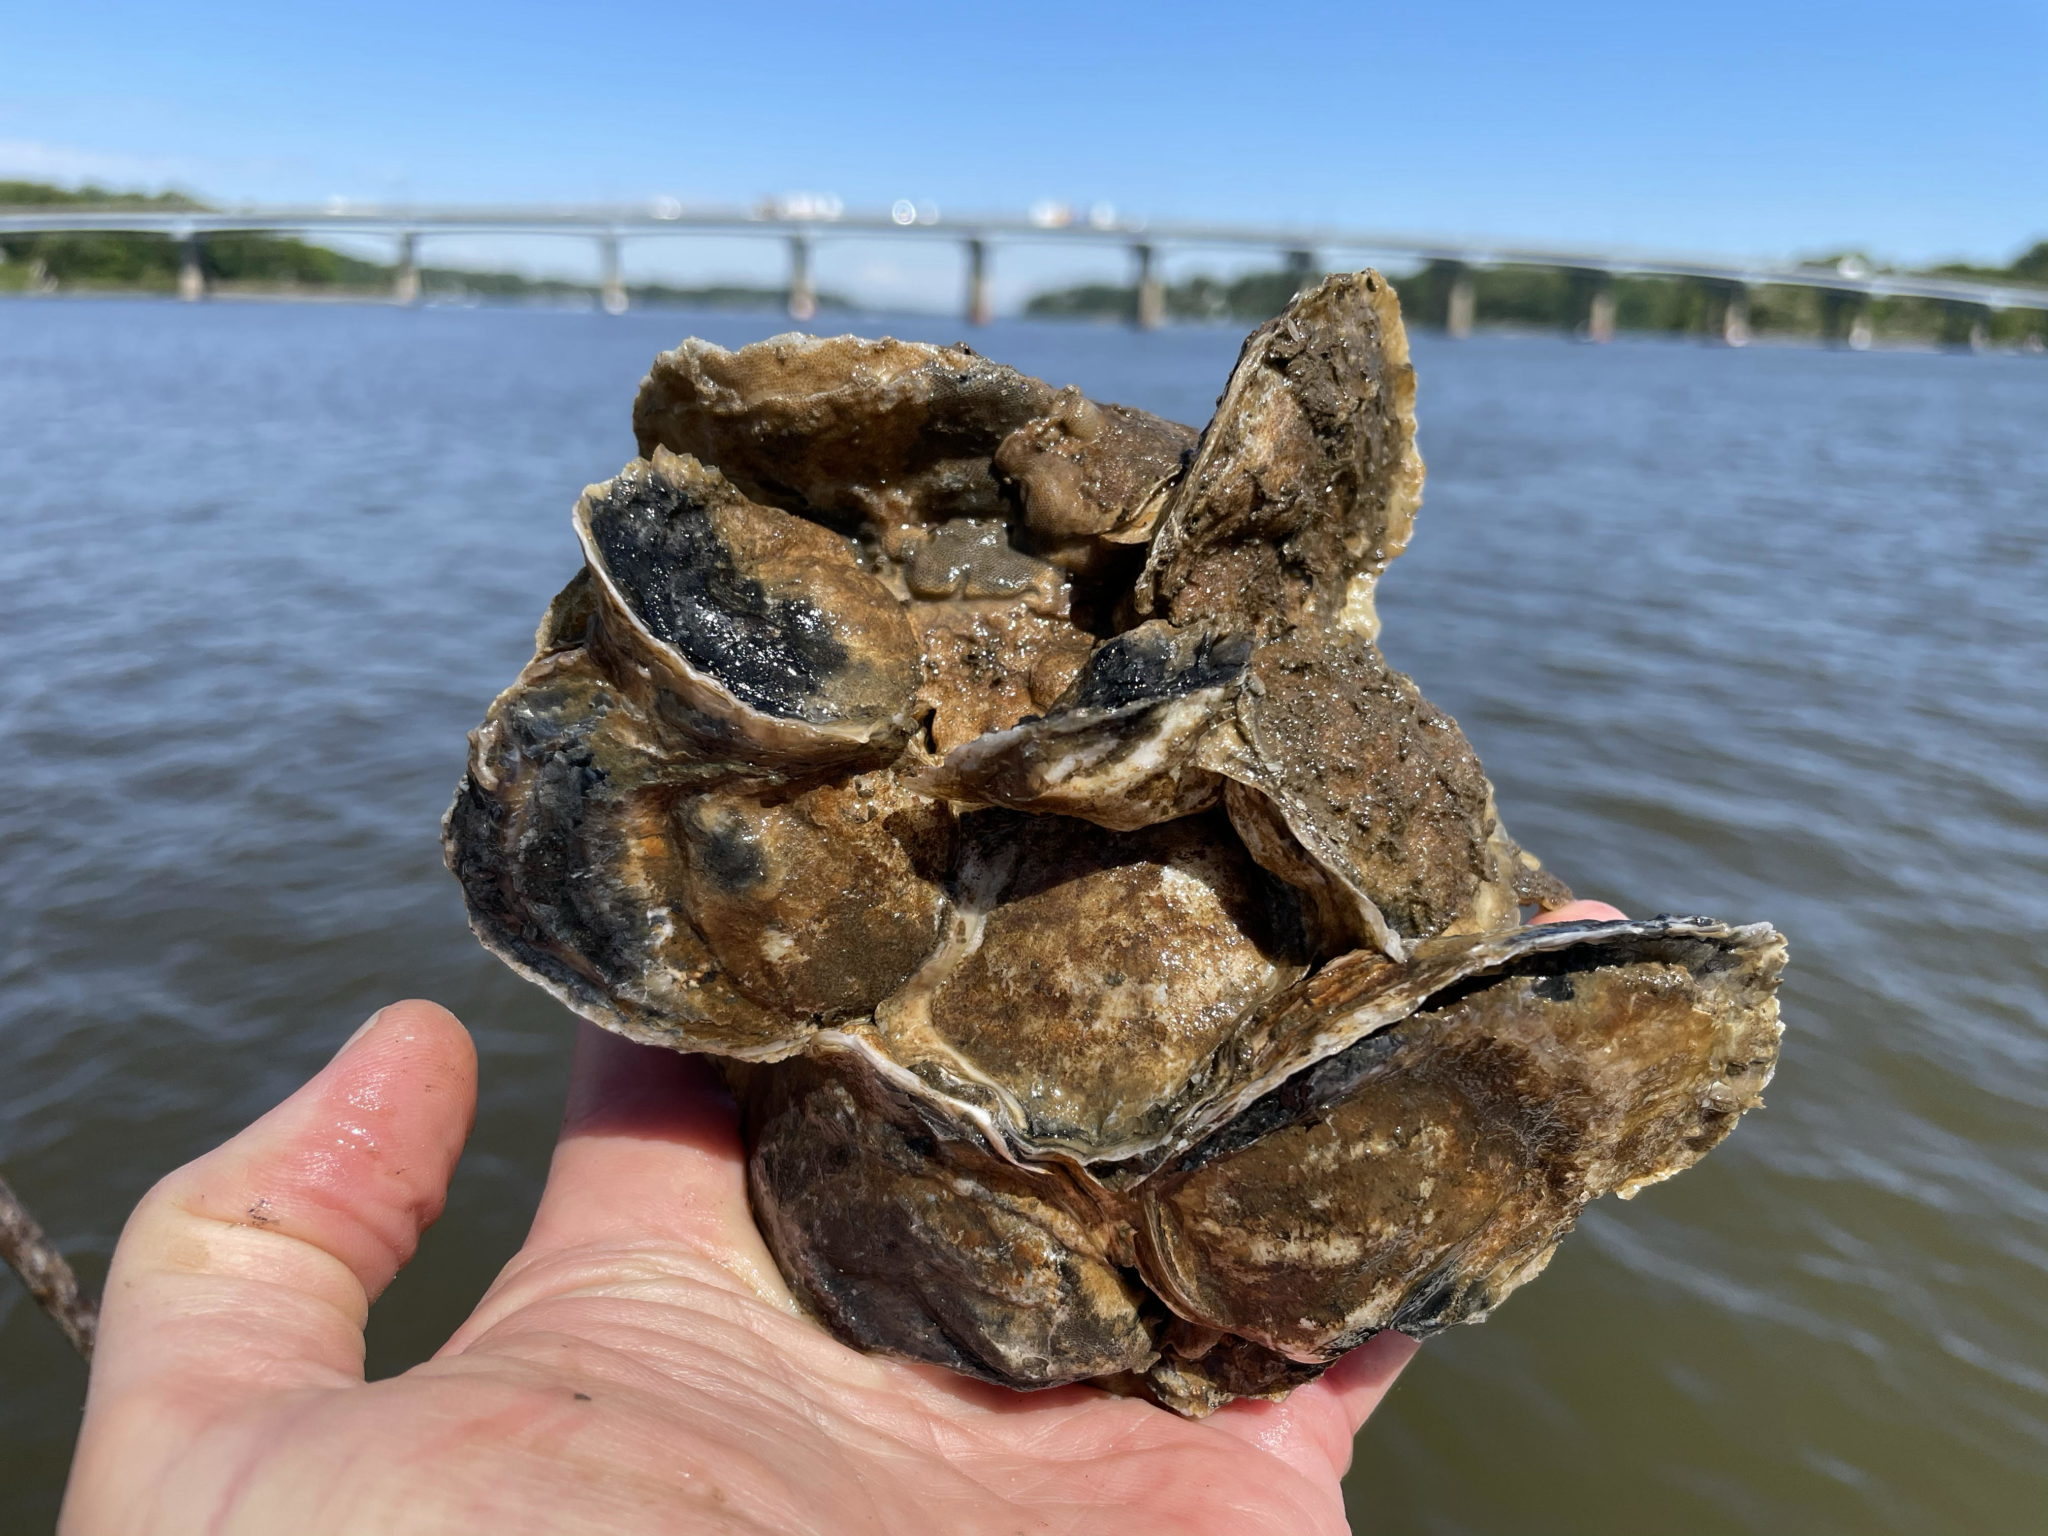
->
446, 273, 1785, 1415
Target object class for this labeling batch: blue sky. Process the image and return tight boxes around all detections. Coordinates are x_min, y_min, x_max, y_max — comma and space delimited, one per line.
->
5, 0, 2044, 307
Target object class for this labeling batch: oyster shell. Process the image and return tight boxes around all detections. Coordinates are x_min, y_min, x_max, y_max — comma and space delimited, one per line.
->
447, 273, 1785, 1416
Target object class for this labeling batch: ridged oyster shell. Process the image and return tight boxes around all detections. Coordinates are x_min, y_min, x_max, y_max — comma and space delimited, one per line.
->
446, 273, 1785, 1415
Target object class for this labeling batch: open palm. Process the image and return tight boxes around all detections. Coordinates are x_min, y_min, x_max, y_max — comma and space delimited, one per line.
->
62, 999, 1425, 1535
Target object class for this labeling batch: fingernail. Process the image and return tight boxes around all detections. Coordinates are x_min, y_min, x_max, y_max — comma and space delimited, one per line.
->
336, 1007, 387, 1058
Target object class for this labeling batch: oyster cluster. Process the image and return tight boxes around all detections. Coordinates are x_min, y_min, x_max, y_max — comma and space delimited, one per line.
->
446, 273, 1785, 1415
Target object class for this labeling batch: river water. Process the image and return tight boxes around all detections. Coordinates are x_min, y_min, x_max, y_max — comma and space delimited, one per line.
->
1, 298, 2043, 1534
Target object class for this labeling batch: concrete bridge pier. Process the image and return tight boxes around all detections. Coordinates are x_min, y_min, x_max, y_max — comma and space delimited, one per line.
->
176, 231, 207, 302
1720, 282, 1752, 346
393, 232, 421, 306
1569, 269, 1615, 343
597, 234, 628, 314
963, 238, 992, 326
1285, 248, 1318, 298
1589, 284, 1617, 343
1699, 280, 1750, 346
1822, 289, 1872, 349
787, 235, 817, 323
1445, 264, 1476, 339
1941, 300, 1993, 351
1132, 243, 1164, 330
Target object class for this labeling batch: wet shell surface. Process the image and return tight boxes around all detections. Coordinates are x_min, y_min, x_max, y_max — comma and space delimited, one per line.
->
445, 273, 1786, 1415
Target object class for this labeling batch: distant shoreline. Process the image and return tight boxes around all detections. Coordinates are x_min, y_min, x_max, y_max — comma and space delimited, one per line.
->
9, 285, 2044, 356
0, 283, 862, 314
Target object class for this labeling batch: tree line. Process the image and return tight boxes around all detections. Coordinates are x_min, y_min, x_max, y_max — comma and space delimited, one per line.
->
0, 181, 845, 309
1024, 249, 2048, 346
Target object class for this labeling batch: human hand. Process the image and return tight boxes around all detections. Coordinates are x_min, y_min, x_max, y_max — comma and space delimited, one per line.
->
63, 901, 1619, 1536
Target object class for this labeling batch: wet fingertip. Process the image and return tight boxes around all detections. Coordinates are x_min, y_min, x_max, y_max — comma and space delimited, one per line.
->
329, 1002, 475, 1086
335, 1006, 388, 1058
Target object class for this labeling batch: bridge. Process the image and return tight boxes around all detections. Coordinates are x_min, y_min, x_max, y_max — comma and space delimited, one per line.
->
5, 199, 2044, 345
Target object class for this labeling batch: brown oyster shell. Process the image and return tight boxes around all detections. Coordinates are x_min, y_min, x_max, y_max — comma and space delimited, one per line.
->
446, 272, 1786, 1416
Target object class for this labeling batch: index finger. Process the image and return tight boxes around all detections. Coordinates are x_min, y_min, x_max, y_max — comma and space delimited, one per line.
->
521, 1024, 760, 1262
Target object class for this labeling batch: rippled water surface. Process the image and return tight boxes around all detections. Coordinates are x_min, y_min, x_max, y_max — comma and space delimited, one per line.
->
3, 300, 2044, 1533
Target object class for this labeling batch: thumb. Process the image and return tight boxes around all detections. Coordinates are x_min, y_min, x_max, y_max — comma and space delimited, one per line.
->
81, 999, 476, 1411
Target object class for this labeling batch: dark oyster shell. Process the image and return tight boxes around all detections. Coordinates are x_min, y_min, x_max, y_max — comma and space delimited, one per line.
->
447, 273, 1785, 1416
